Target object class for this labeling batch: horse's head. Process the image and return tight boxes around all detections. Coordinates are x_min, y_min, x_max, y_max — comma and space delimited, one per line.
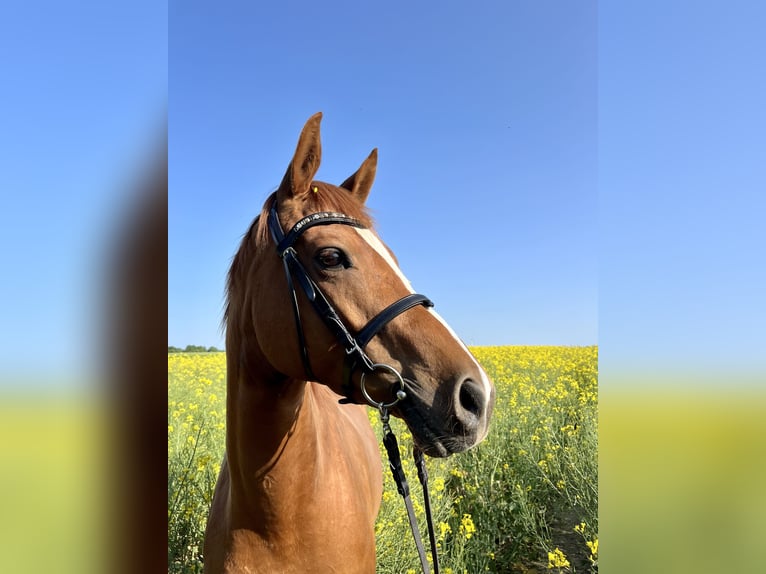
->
228, 113, 495, 457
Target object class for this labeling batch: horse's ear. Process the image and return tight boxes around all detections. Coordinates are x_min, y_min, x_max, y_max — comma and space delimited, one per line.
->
277, 112, 323, 202
340, 148, 377, 205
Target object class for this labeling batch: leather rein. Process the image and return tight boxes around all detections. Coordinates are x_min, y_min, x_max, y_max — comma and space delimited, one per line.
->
267, 203, 441, 574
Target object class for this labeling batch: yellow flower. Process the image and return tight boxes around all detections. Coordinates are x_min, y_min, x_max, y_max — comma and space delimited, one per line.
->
547, 547, 570, 569
459, 513, 476, 539
439, 521, 452, 539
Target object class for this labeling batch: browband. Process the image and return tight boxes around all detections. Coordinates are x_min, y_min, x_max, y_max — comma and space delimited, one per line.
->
270, 209, 365, 256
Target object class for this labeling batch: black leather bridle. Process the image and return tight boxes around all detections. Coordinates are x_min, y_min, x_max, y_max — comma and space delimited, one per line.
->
267, 203, 433, 406
267, 202, 441, 573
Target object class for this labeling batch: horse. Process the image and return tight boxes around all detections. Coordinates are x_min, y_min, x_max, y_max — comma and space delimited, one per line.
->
203, 112, 496, 573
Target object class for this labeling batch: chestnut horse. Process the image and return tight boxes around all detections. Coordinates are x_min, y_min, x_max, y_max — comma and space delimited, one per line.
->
203, 113, 495, 573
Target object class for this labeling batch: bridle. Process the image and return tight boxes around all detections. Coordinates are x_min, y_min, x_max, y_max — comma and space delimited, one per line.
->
267, 202, 442, 574
267, 203, 433, 406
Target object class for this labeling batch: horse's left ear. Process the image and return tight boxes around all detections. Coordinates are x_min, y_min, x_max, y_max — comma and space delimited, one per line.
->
277, 112, 323, 203
340, 148, 377, 204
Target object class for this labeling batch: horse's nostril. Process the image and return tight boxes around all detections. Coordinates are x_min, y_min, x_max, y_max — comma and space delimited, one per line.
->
457, 378, 485, 421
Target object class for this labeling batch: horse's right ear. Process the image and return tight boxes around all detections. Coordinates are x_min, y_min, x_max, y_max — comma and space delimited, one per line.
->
277, 112, 323, 203
340, 148, 377, 205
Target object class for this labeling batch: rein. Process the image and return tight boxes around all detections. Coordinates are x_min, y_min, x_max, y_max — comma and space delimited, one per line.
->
267, 203, 441, 574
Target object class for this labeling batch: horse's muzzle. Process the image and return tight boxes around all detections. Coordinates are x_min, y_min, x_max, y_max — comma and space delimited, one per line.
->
398, 376, 494, 458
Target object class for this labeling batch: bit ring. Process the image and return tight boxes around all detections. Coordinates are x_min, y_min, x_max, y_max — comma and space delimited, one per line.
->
360, 363, 407, 410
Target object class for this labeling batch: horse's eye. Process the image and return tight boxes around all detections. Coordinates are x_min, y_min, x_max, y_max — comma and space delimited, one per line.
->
315, 248, 348, 270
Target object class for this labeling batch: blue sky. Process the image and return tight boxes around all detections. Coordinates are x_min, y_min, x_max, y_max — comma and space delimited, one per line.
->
169, 1, 598, 351
0, 1, 763, 382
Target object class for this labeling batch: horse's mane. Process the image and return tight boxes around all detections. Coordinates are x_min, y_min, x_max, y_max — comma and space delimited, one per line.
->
223, 184, 374, 335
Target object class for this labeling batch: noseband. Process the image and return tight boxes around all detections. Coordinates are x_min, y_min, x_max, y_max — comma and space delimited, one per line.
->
267, 203, 442, 573
267, 203, 433, 407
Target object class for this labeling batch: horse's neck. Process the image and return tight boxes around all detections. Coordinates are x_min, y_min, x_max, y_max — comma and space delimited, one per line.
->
226, 365, 311, 479
219, 353, 382, 570
220, 346, 383, 569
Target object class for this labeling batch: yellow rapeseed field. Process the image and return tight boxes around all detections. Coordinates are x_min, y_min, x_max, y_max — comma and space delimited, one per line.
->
168, 346, 598, 573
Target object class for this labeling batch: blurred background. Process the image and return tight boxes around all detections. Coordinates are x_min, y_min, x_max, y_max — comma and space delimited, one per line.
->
0, 2, 166, 572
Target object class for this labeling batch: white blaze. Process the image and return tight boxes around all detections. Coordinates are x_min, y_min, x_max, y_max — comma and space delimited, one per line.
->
355, 228, 414, 292
354, 228, 493, 412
